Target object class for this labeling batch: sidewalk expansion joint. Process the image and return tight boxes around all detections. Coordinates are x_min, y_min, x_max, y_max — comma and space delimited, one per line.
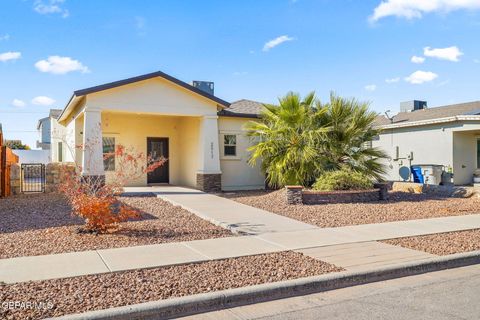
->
95, 251, 112, 272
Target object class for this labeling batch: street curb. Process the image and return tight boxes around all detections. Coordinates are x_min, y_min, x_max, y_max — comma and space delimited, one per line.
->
52, 250, 480, 320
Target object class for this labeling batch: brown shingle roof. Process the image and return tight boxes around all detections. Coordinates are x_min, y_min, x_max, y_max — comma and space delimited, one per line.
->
375, 101, 480, 127
219, 99, 265, 118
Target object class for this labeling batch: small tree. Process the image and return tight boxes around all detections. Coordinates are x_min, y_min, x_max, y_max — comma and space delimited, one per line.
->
58, 143, 166, 233
5, 140, 30, 150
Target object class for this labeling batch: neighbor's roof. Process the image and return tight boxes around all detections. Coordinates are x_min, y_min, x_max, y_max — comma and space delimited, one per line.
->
218, 99, 264, 118
49, 109, 62, 119
58, 70, 231, 121
375, 101, 480, 128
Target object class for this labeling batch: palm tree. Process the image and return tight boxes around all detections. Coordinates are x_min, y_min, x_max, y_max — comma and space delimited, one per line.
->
246, 92, 387, 188
314, 93, 387, 181
245, 92, 326, 187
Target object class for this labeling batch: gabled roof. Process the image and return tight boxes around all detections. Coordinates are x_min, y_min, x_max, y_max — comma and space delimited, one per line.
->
59, 70, 231, 121
73, 71, 230, 107
219, 99, 264, 118
375, 101, 480, 128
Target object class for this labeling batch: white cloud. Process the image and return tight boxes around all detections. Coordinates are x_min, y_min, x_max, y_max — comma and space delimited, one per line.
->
474, 59, 480, 63
233, 71, 248, 76
385, 77, 400, 83
424, 46, 463, 62
34, 0, 69, 18
0, 34, 10, 41
364, 84, 377, 91
411, 55, 425, 64
11, 99, 26, 107
369, 0, 480, 22
31, 96, 56, 106
35, 56, 90, 74
263, 35, 295, 52
0, 51, 21, 62
404, 70, 438, 84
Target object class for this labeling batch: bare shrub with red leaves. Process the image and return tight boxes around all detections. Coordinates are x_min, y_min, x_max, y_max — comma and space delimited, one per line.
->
58, 144, 167, 234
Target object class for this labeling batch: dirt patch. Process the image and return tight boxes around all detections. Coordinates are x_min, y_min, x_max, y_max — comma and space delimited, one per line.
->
0, 193, 231, 259
221, 189, 480, 228
383, 229, 480, 255
0, 251, 342, 320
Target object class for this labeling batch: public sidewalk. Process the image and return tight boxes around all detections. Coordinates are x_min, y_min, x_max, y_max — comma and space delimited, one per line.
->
2, 213, 480, 284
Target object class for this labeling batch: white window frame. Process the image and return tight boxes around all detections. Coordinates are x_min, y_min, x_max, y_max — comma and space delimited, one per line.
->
220, 132, 241, 160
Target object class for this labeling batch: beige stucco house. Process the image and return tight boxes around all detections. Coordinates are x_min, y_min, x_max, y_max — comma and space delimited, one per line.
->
373, 100, 480, 185
52, 71, 265, 191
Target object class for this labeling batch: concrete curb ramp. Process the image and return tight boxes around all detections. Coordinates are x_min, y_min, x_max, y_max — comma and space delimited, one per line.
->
51, 250, 480, 320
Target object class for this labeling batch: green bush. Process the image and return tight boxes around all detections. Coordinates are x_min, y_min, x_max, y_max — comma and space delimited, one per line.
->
313, 169, 373, 191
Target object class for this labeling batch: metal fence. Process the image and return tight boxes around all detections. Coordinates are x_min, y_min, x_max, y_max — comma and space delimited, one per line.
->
21, 163, 45, 193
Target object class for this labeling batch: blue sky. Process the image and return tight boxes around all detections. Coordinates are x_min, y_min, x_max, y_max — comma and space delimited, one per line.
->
1, 0, 480, 148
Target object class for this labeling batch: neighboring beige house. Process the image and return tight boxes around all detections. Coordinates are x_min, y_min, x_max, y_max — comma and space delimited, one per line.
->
52, 71, 265, 191
373, 100, 480, 185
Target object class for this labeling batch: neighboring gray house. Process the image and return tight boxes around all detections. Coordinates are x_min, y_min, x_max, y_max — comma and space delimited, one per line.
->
36, 109, 62, 150
373, 100, 480, 185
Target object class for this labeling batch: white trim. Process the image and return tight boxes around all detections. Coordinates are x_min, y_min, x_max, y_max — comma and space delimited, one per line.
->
377, 115, 480, 130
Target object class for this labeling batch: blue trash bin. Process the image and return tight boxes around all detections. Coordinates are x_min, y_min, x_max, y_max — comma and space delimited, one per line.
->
411, 166, 424, 184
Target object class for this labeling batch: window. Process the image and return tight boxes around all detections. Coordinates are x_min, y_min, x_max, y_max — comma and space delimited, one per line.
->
224, 135, 237, 156
58, 142, 63, 162
103, 137, 115, 171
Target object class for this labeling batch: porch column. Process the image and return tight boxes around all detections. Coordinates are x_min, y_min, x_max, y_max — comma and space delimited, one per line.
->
196, 115, 221, 192
81, 107, 105, 183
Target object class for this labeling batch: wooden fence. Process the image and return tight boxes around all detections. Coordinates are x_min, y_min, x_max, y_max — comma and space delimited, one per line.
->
0, 129, 19, 197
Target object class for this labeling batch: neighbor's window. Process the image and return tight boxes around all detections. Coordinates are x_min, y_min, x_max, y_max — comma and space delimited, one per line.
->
103, 137, 115, 171
58, 142, 63, 162
224, 135, 237, 156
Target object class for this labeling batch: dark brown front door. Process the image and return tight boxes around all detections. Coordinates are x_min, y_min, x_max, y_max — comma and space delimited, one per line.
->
147, 137, 169, 183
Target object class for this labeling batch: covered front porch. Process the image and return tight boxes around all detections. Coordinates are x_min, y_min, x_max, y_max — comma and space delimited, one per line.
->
76, 110, 222, 191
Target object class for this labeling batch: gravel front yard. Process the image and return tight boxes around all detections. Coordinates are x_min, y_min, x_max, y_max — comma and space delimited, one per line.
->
0, 193, 230, 259
383, 229, 480, 255
0, 251, 342, 320
221, 189, 480, 228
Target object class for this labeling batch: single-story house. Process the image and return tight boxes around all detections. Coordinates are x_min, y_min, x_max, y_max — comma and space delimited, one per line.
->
52, 70, 265, 191
373, 100, 480, 185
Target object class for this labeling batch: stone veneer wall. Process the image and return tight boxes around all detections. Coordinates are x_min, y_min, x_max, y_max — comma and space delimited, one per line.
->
196, 173, 221, 192
286, 184, 388, 205
9, 163, 20, 195
45, 162, 76, 193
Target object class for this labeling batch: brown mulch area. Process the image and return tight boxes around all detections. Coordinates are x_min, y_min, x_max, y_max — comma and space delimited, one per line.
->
383, 229, 480, 256
221, 189, 480, 228
0, 193, 231, 259
0, 251, 342, 320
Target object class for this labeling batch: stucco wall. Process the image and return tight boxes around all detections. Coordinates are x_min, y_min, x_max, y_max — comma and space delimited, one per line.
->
453, 131, 476, 185
373, 121, 480, 185
218, 117, 265, 190
86, 78, 219, 117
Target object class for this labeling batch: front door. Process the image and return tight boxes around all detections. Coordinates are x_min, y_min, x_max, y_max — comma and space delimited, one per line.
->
147, 137, 169, 183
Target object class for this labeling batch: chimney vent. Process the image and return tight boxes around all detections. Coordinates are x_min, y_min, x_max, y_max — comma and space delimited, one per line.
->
192, 81, 214, 96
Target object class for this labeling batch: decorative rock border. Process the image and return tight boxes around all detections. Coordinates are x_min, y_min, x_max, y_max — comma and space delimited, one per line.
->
286, 183, 388, 205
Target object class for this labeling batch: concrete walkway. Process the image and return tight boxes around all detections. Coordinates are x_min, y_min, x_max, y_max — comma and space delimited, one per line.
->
122, 186, 317, 235
2, 213, 480, 284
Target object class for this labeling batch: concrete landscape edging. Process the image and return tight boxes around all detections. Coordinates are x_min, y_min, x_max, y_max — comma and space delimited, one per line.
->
52, 250, 480, 320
